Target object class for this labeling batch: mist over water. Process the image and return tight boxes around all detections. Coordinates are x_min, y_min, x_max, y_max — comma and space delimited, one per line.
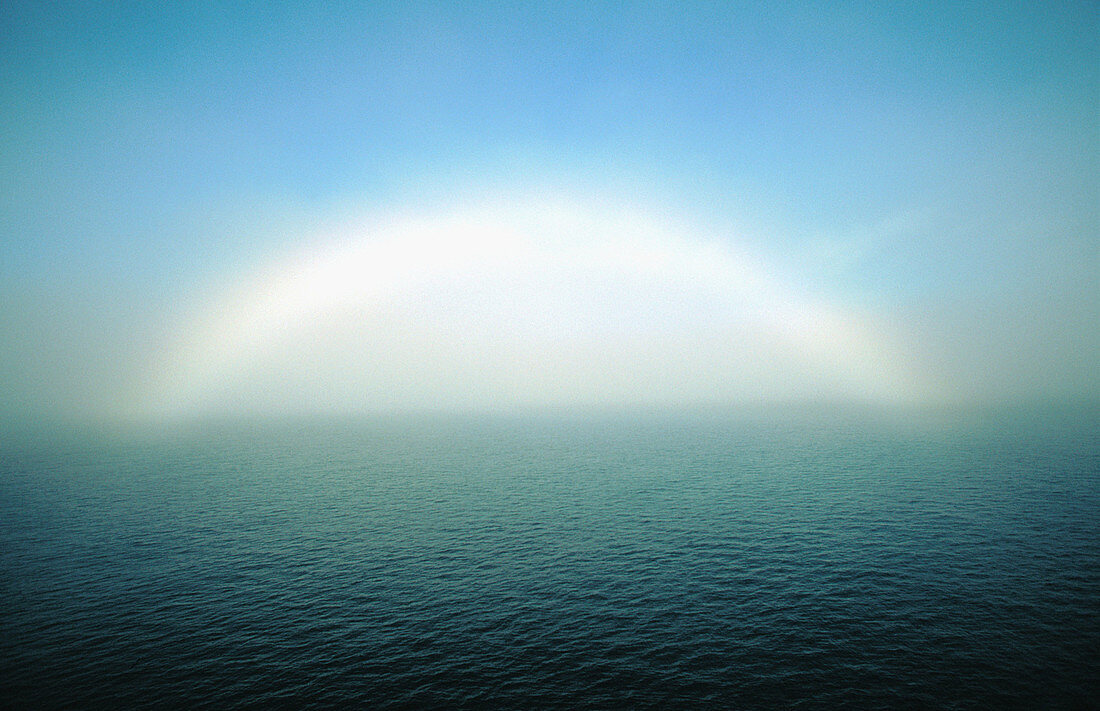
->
2, 405, 1097, 709
2, 3, 1097, 708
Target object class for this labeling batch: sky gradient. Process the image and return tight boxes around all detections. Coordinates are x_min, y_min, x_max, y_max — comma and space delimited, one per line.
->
1, 1, 1097, 421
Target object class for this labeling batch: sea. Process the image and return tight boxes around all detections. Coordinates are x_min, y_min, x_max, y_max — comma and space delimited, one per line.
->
1, 405, 1097, 709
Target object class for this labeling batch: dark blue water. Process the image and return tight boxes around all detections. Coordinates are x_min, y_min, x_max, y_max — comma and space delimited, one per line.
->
2, 406, 1098, 709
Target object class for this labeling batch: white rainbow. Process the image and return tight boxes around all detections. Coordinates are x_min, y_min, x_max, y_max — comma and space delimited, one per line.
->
131, 196, 940, 418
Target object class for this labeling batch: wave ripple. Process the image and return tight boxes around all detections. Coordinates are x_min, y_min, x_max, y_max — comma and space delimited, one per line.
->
2, 409, 1098, 708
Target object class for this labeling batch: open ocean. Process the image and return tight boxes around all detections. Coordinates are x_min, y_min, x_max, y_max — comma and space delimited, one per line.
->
1, 406, 1097, 709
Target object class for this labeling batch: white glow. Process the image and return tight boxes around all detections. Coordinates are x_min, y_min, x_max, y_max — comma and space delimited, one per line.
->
133, 196, 941, 418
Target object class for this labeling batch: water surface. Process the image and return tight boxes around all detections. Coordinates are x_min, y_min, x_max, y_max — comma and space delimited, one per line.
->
2, 407, 1097, 708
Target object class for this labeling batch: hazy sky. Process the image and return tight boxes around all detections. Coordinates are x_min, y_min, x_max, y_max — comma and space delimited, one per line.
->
1, 1, 1097, 421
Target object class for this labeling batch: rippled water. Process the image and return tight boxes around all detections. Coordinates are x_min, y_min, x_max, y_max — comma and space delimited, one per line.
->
2, 407, 1098, 709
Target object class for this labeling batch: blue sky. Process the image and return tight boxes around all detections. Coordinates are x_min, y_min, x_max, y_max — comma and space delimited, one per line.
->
1, 1, 1097, 419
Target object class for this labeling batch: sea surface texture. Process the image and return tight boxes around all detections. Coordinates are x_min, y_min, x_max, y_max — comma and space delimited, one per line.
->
2, 407, 1098, 709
